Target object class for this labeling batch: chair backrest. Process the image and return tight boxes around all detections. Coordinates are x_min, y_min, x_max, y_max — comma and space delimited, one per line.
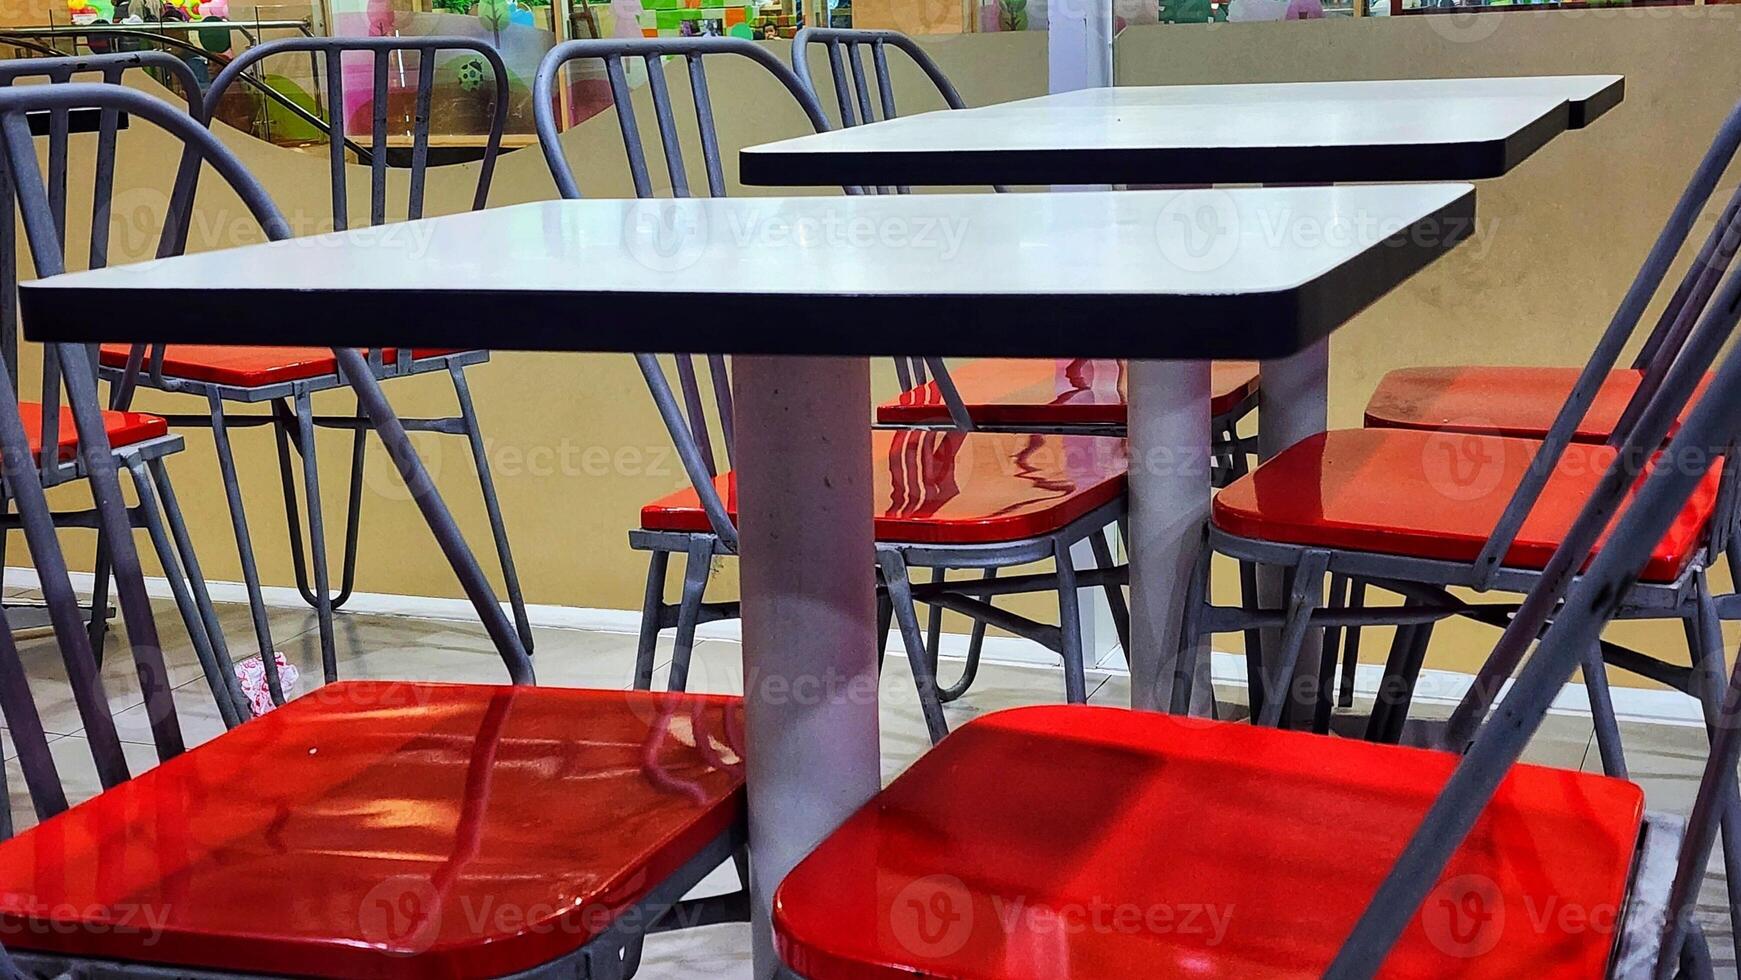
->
1443, 99, 1741, 741
791, 27, 991, 428
790, 28, 968, 132
533, 38, 834, 550
533, 36, 830, 201
0, 83, 531, 837
1325, 213, 1741, 977
205, 36, 509, 230
0, 52, 201, 487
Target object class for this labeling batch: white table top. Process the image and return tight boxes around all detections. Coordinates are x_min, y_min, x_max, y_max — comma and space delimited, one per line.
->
740, 74, 1622, 187
25, 184, 1475, 360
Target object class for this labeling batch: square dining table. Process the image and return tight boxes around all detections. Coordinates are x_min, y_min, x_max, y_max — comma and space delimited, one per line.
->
23, 183, 1474, 976
741, 72, 1623, 742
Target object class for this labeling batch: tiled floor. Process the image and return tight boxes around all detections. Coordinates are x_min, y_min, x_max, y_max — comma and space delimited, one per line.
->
1, 596, 1735, 975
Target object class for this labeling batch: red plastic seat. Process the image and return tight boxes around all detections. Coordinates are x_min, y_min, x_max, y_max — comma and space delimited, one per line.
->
1213, 428, 1721, 583
0, 680, 744, 979
876, 358, 1260, 428
1364, 365, 1712, 442
17, 401, 168, 462
641, 429, 1128, 545
774, 705, 1644, 979
96, 344, 463, 388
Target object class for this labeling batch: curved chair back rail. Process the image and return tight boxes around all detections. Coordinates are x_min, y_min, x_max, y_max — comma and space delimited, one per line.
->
0, 86, 531, 757
205, 35, 510, 229
533, 38, 836, 550
0, 53, 202, 480
791, 27, 968, 126
533, 36, 830, 201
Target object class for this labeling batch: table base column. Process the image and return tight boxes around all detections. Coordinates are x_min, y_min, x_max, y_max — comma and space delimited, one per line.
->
1127, 359, 1212, 714
733, 355, 881, 979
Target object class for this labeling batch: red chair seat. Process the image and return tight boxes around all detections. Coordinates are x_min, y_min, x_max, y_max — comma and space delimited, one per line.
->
1364, 365, 1711, 442
774, 705, 1644, 979
0, 681, 744, 979
97, 344, 463, 388
17, 401, 168, 462
876, 358, 1260, 428
641, 429, 1128, 545
1212, 428, 1720, 583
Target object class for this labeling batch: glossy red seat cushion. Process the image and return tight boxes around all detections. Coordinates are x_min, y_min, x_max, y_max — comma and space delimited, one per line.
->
97, 344, 465, 388
16, 401, 168, 462
1364, 365, 1712, 442
876, 358, 1260, 428
1212, 429, 1721, 583
0, 681, 745, 979
642, 429, 1128, 545
774, 705, 1644, 979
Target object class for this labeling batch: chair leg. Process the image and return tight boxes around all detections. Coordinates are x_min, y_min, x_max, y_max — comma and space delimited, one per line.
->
875, 585, 893, 678
450, 364, 534, 656
1256, 551, 1329, 728
1055, 541, 1088, 704
1686, 578, 1741, 948
1379, 619, 1434, 745
208, 396, 280, 691
1339, 579, 1367, 709
1237, 559, 1265, 719
1087, 529, 1130, 656
293, 391, 338, 683
1366, 621, 1416, 742
1581, 642, 1628, 778
85, 526, 112, 661
1170, 536, 1213, 715
924, 567, 946, 675
666, 538, 713, 693
937, 567, 993, 704
271, 398, 321, 610
878, 550, 949, 745
122, 456, 244, 728
146, 454, 256, 712
330, 401, 367, 611
633, 549, 670, 691
1313, 573, 1351, 734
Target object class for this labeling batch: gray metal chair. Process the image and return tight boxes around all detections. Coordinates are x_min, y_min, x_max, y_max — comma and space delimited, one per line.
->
1324, 212, 1741, 978
773, 299, 1741, 975
100, 36, 533, 697
533, 37, 1131, 744
0, 82, 747, 980
0, 51, 253, 727
1176, 95, 1741, 947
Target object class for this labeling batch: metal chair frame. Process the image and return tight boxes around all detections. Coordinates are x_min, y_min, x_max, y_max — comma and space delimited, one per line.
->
98, 36, 533, 698
534, 37, 1130, 744
0, 52, 259, 727
0, 83, 742, 980
1176, 96, 1741, 950
1321, 168, 1741, 980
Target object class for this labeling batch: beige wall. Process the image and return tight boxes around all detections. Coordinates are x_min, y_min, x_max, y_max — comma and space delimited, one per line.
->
35, 14, 1741, 687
